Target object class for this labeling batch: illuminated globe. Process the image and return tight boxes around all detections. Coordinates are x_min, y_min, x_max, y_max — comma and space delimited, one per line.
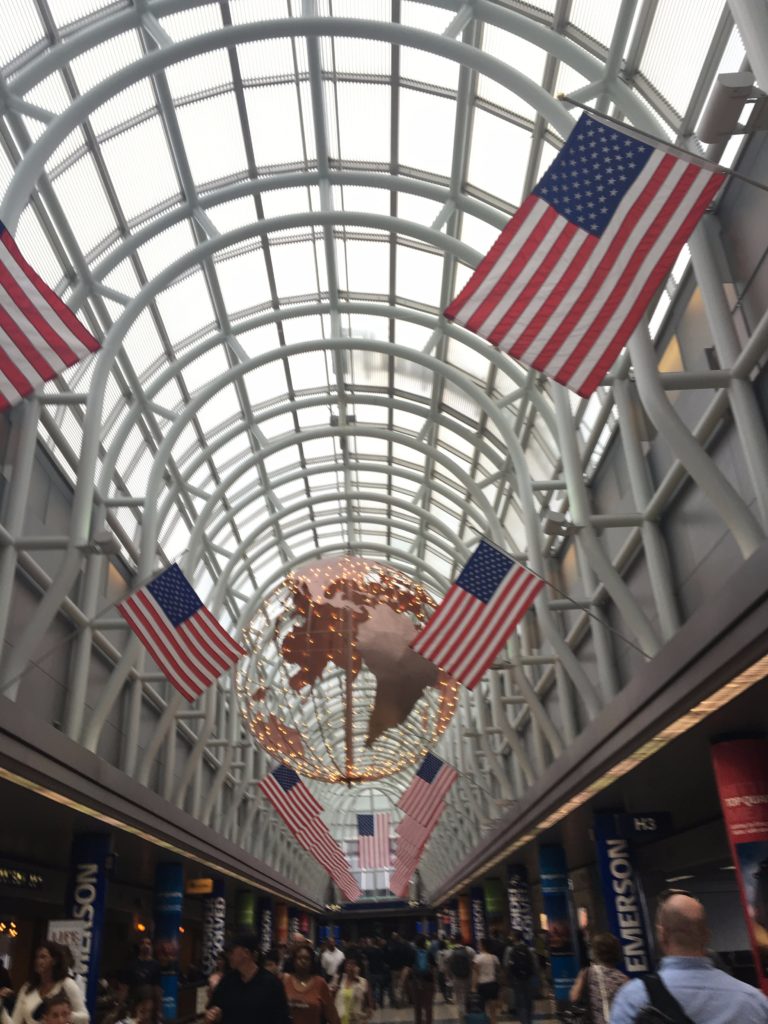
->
236, 555, 459, 783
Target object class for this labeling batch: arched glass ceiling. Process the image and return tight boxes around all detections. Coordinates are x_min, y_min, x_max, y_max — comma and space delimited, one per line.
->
0, 0, 752, 885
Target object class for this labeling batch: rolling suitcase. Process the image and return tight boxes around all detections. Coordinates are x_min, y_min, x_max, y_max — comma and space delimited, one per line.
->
463, 992, 490, 1024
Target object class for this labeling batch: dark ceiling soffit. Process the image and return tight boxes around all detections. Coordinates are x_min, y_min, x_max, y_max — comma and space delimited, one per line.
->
0, 700, 322, 912
431, 537, 768, 903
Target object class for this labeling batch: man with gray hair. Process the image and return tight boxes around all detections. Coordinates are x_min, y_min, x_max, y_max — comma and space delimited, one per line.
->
611, 891, 768, 1023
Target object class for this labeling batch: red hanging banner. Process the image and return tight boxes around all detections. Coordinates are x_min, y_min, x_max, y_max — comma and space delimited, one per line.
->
711, 737, 768, 995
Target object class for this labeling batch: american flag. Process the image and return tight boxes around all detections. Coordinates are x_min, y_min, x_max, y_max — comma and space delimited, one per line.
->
258, 764, 324, 834
445, 112, 725, 397
396, 815, 431, 852
295, 819, 361, 902
410, 540, 543, 691
398, 753, 458, 827
0, 222, 101, 410
117, 563, 246, 702
259, 766, 361, 902
357, 813, 391, 870
390, 858, 417, 899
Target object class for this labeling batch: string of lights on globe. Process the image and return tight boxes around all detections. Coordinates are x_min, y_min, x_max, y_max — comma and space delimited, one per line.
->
236, 555, 459, 784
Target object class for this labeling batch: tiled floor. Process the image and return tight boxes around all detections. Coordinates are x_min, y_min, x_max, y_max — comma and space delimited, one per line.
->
370, 995, 559, 1023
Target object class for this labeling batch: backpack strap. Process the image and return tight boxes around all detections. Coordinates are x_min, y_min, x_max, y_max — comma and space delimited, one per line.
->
642, 974, 696, 1024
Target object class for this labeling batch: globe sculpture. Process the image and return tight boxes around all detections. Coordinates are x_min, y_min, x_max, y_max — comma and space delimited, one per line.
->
237, 555, 460, 783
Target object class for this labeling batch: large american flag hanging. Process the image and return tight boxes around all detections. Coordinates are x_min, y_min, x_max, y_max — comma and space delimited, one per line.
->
117, 563, 246, 702
357, 813, 391, 870
398, 753, 458, 827
0, 222, 101, 409
259, 766, 361, 902
410, 541, 543, 691
444, 112, 725, 397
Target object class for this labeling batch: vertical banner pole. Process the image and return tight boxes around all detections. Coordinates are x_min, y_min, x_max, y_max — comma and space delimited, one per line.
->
66, 833, 111, 1018
538, 844, 579, 1005
711, 737, 768, 995
154, 862, 183, 1021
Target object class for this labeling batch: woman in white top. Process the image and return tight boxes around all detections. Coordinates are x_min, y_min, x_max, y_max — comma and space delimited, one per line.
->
333, 959, 371, 1024
10, 944, 88, 1024
471, 939, 501, 1024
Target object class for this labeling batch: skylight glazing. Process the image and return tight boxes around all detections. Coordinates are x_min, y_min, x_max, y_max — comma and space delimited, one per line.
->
1, 0, 749, 884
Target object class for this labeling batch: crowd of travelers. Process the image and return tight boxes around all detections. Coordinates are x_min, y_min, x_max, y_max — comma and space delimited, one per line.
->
4, 893, 768, 1024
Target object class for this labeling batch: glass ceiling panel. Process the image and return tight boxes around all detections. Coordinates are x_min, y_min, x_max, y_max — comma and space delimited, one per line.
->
100, 117, 180, 220
639, 0, 726, 119
399, 88, 455, 176
568, 0, 621, 48
479, 25, 548, 120
335, 82, 391, 164
214, 248, 273, 316
244, 84, 308, 167
467, 111, 531, 209
395, 245, 444, 309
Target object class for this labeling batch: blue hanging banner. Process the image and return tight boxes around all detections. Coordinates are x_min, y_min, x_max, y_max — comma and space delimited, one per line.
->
469, 885, 487, 947
593, 812, 653, 976
66, 833, 111, 1018
506, 864, 534, 944
288, 907, 301, 938
154, 862, 184, 1021
538, 844, 579, 1002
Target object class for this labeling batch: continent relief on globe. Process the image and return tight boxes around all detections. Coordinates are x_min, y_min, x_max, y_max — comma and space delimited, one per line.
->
356, 602, 440, 746
280, 580, 440, 747
281, 582, 368, 690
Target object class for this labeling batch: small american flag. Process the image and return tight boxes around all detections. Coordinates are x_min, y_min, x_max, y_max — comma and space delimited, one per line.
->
411, 540, 543, 691
0, 222, 101, 409
390, 859, 416, 899
397, 753, 458, 827
117, 563, 246, 702
445, 112, 725, 397
357, 813, 391, 870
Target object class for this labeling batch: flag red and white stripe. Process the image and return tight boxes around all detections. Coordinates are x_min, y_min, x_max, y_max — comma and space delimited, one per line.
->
259, 765, 360, 901
117, 564, 246, 702
259, 769, 324, 834
445, 113, 725, 397
0, 222, 101, 410
411, 541, 543, 692
397, 753, 459, 827
358, 813, 391, 870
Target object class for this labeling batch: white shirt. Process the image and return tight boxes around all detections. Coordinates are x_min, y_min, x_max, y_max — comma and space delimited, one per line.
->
320, 948, 345, 979
474, 952, 499, 986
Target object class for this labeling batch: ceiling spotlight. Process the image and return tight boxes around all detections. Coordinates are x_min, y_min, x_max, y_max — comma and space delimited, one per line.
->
697, 72, 768, 145
89, 529, 121, 555
542, 510, 577, 537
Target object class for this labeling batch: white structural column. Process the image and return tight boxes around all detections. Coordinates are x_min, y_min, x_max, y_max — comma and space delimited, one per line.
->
553, 388, 660, 656
726, 0, 768, 94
